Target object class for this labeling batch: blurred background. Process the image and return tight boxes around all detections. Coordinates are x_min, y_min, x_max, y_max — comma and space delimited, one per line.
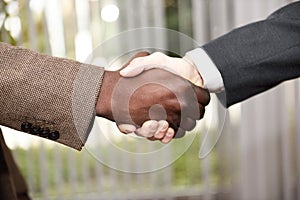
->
1, 0, 300, 199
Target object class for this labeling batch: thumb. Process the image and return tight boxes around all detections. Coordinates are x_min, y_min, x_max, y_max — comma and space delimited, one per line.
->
120, 64, 148, 77
118, 51, 150, 71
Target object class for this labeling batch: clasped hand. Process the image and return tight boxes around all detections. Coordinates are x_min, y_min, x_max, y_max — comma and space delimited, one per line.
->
96, 52, 210, 143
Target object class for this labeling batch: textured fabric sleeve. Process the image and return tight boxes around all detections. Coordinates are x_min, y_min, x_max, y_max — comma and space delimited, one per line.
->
202, 2, 300, 107
0, 42, 104, 150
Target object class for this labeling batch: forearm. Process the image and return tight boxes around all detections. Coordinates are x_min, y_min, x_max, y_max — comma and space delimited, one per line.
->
0, 42, 104, 150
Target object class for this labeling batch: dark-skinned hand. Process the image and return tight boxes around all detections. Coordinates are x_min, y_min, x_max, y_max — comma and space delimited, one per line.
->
96, 61, 210, 139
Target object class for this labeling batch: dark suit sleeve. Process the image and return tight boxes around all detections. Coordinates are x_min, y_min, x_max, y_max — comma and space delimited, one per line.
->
202, 2, 300, 107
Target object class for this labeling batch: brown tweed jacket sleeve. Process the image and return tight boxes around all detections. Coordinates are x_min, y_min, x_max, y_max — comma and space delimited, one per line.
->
0, 42, 105, 150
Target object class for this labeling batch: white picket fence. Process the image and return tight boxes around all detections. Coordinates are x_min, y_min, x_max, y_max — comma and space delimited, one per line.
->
1, 0, 299, 199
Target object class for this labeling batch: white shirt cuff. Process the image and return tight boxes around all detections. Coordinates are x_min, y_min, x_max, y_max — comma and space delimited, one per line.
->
184, 48, 224, 93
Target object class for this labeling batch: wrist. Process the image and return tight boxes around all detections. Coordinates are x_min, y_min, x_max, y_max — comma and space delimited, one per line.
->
182, 57, 204, 87
96, 70, 120, 120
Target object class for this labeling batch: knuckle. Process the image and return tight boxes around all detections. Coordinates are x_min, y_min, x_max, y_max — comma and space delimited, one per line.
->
152, 52, 164, 57
152, 52, 167, 63
130, 58, 143, 65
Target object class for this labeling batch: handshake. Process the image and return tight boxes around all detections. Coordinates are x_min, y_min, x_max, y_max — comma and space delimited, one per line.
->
96, 52, 210, 143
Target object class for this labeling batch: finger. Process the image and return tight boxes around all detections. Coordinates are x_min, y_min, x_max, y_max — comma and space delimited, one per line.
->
121, 64, 180, 78
134, 120, 159, 138
117, 124, 137, 134
147, 125, 172, 142
121, 52, 183, 78
192, 86, 210, 106
120, 52, 166, 77
119, 52, 150, 71
120, 63, 148, 77
199, 104, 205, 120
183, 95, 201, 119
160, 128, 175, 144
153, 120, 169, 139
179, 117, 196, 131
168, 115, 180, 134
184, 104, 205, 121
120, 56, 159, 77
173, 128, 186, 138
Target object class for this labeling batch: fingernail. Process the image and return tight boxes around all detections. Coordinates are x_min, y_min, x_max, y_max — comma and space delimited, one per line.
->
124, 129, 134, 133
127, 126, 136, 132
119, 124, 136, 133
161, 121, 168, 130
149, 121, 158, 130
167, 130, 173, 137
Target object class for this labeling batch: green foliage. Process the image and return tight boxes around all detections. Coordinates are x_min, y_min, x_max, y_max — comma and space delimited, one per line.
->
11, 131, 227, 197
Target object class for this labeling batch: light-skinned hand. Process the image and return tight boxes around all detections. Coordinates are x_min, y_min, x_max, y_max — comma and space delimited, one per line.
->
118, 52, 206, 143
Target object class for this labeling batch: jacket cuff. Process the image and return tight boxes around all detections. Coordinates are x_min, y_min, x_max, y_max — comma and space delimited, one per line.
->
72, 64, 104, 148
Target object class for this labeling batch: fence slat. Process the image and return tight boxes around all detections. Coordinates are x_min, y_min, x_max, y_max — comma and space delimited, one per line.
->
280, 83, 294, 200
295, 80, 300, 200
4, 1, 299, 199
